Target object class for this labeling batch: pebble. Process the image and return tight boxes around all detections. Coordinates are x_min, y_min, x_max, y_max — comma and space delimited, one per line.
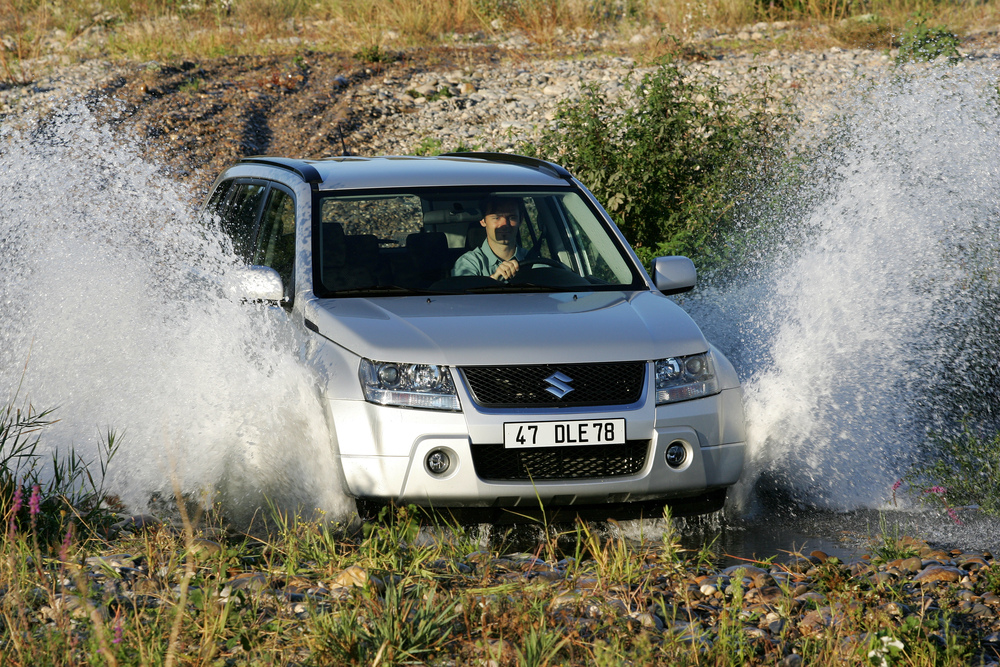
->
349, 40, 1000, 159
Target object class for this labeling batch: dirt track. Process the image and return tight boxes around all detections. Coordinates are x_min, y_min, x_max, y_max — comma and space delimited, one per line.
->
88, 48, 508, 198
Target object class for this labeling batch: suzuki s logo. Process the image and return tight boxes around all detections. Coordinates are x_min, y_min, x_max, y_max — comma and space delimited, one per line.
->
544, 371, 575, 399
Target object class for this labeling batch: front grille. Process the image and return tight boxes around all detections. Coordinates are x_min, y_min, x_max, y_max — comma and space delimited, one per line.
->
461, 362, 646, 408
471, 441, 649, 481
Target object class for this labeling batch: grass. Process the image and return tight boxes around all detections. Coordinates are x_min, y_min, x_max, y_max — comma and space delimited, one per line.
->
1, 0, 998, 85
3, 398, 999, 666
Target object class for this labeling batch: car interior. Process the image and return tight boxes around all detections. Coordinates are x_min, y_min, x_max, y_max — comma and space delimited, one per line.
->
315, 191, 629, 295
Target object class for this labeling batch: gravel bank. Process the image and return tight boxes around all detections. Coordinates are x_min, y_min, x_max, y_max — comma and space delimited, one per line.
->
3, 30, 1000, 198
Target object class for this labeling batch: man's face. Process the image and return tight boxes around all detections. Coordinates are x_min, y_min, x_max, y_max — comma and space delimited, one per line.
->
481, 202, 520, 248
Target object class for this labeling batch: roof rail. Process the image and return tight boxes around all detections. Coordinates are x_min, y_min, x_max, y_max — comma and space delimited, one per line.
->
239, 156, 323, 184
442, 152, 574, 181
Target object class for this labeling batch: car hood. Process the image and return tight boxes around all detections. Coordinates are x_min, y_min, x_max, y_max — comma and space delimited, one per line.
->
303, 291, 708, 366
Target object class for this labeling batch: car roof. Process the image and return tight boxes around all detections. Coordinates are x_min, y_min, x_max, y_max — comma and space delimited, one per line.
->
237, 153, 575, 191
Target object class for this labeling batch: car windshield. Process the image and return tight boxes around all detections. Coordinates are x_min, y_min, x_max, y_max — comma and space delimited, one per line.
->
313, 187, 645, 297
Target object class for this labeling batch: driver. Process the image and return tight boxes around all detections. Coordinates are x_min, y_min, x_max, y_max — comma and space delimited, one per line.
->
451, 196, 527, 282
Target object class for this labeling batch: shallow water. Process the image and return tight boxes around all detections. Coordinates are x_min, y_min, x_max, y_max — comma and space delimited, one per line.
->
3, 64, 1000, 554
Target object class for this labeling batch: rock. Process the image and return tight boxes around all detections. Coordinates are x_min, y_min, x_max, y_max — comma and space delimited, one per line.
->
189, 538, 222, 558
795, 591, 827, 605
333, 565, 384, 592
220, 572, 268, 598
550, 590, 583, 609
722, 564, 768, 578
111, 514, 161, 535
799, 605, 844, 634
629, 611, 664, 630
41, 594, 100, 621
913, 566, 963, 583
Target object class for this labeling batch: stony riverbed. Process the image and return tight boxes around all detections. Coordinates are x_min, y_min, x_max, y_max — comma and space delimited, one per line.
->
33, 512, 1000, 665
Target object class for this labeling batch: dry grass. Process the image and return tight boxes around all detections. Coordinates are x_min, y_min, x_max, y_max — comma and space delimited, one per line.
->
1, 0, 997, 76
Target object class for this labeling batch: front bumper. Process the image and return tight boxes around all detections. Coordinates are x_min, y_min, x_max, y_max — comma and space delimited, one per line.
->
331, 385, 746, 509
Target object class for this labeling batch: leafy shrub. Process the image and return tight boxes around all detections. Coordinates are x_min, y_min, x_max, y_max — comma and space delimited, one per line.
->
354, 44, 397, 63
521, 55, 791, 269
831, 14, 894, 50
905, 423, 1000, 516
895, 15, 960, 65
1, 395, 120, 545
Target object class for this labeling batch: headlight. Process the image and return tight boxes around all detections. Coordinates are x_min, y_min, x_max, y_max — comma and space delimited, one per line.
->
655, 353, 719, 404
359, 359, 460, 411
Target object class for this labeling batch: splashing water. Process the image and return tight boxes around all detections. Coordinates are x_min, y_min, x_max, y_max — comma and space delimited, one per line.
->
0, 106, 352, 526
695, 64, 1000, 513
4, 65, 999, 534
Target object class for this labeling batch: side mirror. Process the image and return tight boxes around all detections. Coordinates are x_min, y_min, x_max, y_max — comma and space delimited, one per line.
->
236, 265, 285, 302
652, 256, 696, 295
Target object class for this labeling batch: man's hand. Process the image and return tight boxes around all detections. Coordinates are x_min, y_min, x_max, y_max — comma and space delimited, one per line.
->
491, 258, 520, 282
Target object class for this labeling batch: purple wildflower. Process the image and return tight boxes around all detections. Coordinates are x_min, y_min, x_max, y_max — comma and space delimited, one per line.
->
923, 486, 947, 495
947, 507, 963, 525
28, 484, 40, 519
59, 527, 72, 563
8, 486, 23, 538
112, 615, 123, 644
892, 479, 902, 492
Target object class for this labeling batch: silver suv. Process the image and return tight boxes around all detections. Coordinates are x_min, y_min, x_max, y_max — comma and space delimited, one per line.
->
204, 153, 746, 522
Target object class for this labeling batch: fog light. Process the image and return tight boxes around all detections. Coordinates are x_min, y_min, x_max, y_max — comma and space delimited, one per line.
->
426, 449, 451, 475
665, 441, 687, 469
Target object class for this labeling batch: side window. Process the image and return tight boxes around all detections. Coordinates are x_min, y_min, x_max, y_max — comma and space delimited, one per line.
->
219, 182, 268, 263
254, 187, 296, 300
205, 179, 234, 215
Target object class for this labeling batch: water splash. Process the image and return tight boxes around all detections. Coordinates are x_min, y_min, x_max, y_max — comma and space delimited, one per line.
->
695, 64, 1000, 513
0, 106, 352, 526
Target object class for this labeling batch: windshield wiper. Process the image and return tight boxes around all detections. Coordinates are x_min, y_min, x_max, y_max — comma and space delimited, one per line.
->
331, 285, 445, 296
461, 283, 567, 294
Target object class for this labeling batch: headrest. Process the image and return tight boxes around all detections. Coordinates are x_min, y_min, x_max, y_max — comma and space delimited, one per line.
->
465, 222, 487, 250
405, 231, 448, 254
423, 209, 481, 226
320, 223, 346, 266
345, 233, 379, 260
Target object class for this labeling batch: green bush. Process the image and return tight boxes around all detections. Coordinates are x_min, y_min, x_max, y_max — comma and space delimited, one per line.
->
521, 55, 791, 269
895, 15, 960, 65
905, 423, 1000, 517
1, 395, 120, 545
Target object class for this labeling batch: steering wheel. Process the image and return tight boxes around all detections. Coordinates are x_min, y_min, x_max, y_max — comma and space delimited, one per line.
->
519, 257, 572, 271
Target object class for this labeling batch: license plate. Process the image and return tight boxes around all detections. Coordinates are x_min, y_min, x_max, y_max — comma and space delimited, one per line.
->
503, 419, 626, 448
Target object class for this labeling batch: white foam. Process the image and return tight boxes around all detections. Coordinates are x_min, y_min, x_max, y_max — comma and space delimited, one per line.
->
693, 65, 1000, 513
0, 106, 352, 526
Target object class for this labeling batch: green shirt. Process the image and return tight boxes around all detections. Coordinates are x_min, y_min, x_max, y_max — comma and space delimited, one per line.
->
451, 239, 527, 281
